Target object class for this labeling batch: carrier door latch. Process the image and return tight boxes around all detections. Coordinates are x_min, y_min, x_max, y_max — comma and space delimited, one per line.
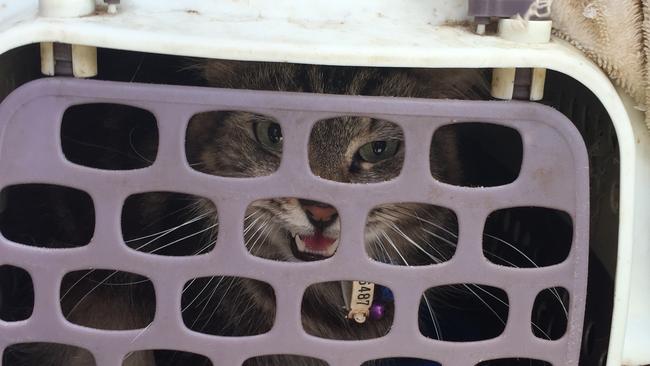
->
468, 0, 552, 101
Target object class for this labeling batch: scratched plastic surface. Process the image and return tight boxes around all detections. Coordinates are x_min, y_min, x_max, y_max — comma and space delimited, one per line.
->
0, 78, 589, 366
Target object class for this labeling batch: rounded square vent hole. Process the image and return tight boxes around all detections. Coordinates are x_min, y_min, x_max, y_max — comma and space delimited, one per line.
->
476, 359, 551, 366
366, 203, 457, 266
361, 358, 440, 366
0, 265, 34, 321
245, 198, 339, 262
122, 192, 217, 256
61, 103, 158, 170
309, 116, 403, 183
61, 270, 155, 330
302, 281, 393, 340
532, 287, 569, 340
419, 284, 508, 341
483, 207, 573, 268
0, 184, 95, 248
181, 276, 275, 336
244, 355, 327, 365
124, 350, 212, 366
186, 111, 282, 177
431, 123, 522, 186
3, 342, 95, 365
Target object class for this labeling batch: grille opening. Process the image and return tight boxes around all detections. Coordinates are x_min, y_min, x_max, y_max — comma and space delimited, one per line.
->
246, 198, 339, 262
122, 192, 217, 256
0, 184, 95, 248
125, 350, 212, 366
0, 265, 33, 321
2, 343, 95, 366
244, 355, 328, 365
302, 281, 394, 340
366, 203, 457, 266
61, 103, 158, 170
483, 207, 573, 268
431, 123, 522, 187
532, 287, 569, 340
475, 359, 551, 366
61, 270, 155, 330
419, 285, 508, 342
181, 276, 275, 336
309, 117, 403, 183
361, 358, 440, 365
186, 111, 283, 177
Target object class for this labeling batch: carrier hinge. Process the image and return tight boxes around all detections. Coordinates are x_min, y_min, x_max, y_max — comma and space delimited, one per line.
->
468, 0, 552, 101
38, 0, 120, 78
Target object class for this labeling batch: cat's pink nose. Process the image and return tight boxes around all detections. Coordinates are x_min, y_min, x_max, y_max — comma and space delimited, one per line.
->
299, 199, 338, 224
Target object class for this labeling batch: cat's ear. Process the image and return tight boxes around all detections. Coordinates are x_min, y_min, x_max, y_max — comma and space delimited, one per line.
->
408, 68, 489, 100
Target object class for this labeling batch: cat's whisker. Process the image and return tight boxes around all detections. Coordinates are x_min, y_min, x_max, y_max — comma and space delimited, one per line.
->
129, 322, 153, 344
123, 351, 134, 363
374, 237, 393, 265
182, 277, 218, 313
244, 219, 271, 250
401, 211, 459, 239
380, 231, 408, 266
146, 222, 218, 254
248, 224, 273, 256
128, 126, 153, 164
60, 270, 97, 302
386, 223, 441, 263
125, 208, 210, 243
132, 213, 215, 251
460, 284, 507, 327
140, 200, 211, 236
66, 271, 119, 317
83, 278, 150, 286
193, 239, 218, 256
530, 319, 553, 340
199, 277, 239, 331
420, 228, 458, 249
483, 233, 540, 268
243, 212, 266, 237
189, 276, 228, 325
422, 293, 443, 340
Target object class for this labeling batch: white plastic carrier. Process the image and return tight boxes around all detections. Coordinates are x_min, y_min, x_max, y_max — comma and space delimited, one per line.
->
0, 1, 648, 366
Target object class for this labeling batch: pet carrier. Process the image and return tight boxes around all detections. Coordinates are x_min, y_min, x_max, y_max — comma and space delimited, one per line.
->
0, 1, 647, 366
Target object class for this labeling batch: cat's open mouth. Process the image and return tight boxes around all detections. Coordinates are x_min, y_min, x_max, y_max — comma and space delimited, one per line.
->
290, 232, 339, 261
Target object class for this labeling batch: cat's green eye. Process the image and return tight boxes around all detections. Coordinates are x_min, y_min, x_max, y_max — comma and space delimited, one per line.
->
254, 121, 283, 151
358, 140, 400, 163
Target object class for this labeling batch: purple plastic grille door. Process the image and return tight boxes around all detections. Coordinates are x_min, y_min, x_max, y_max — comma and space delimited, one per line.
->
0, 78, 588, 366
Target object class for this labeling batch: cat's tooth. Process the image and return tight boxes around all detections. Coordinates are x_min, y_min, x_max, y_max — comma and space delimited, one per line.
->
294, 234, 306, 252
324, 239, 340, 257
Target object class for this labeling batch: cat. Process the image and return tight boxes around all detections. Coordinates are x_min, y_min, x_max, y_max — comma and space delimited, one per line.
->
181, 62, 491, 363
2, 61, 491, 366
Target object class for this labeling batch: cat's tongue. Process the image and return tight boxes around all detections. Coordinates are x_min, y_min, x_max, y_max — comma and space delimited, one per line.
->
299, 232, 336, 252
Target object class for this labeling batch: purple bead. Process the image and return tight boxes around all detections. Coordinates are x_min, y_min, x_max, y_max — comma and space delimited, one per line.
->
370, 303, 385, 320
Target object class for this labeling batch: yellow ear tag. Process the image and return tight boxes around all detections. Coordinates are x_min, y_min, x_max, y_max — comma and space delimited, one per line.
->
347, 280, 375, 323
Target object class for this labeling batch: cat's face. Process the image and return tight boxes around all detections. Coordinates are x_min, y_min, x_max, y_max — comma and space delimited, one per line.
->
189, 111, 445, 264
